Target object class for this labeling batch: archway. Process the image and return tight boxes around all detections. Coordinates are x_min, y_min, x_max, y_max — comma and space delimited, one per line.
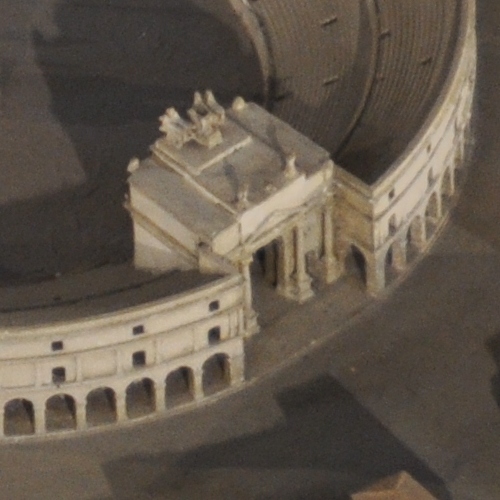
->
388, 214, 397, 236
344, 244, 367, 287
202, 354, 231, 396
425, 192, 440, 237
86, 387, 117, 427
4, 398, 35, 436
45, 394, 76, 432
125, 378, 155, 419
441, 168, 453, 211
253, 239, 280, 288
165, 367, 195, 409
385, 245, 397, 285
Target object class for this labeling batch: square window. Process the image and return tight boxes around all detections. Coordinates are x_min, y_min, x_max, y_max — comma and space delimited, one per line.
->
52, 367, 66, 384
208, 327, 221, 345
51, 341, 63, 352
132, 325, 145, 336
132, 351, 146, 367
209, 300, 220, 312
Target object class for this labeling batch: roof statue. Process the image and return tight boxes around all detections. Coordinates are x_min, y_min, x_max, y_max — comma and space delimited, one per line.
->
159, 90, 225, 150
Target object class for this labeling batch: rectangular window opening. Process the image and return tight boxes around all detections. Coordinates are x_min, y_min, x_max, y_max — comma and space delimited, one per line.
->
51, 341, 64, 352
52, 367, 66, 384
132, 351, 146, 367
132, 324, 145, 336
208, 326, 221, 345
209, 300, 220, 312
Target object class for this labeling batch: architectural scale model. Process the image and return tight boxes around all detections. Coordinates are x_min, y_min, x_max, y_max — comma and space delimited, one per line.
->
0, 0, 476, 444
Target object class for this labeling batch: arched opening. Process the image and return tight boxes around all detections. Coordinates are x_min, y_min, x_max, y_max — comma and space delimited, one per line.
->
388, 214, 397, 236
45, 394, 76, 432
202, 353, 231, 396
165, 367, 195, 409
254, 239, 280, 288
344, 244, 367, 287
250, 237, 292, 321
4, 399, 35, 436
425, 192, 440, 237
406, 218, 422, 262
441, 168, 453, 211
86, 387, 117, 427
385, 245, 397, 285
125, 378, 155, 419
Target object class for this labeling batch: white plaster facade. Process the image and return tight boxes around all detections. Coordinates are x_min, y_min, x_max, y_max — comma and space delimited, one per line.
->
335, 0, 476, 294
0, 0, 476, 439
0, 275, 246, 437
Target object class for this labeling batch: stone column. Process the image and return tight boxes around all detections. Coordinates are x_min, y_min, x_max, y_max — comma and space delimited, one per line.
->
366, 254, 386, 296
291, 219, 314, 303
76, 398, 87, 431
411, 218, 426, 251
392, 239, 407, 271
115, 392, 128, 422
321, 197, 340, 283
432, 192, 443, 220
193, 368, 205, 400
276, 230, 294, 297
155, 380, 165, 412
277, 222, 314, 302
240, 259, 259, 335
35, 401, 46, 435
230, 354, 245, 386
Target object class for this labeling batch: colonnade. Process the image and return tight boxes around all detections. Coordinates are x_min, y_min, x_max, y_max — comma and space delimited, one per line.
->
341, 162, 463, 294
2, 351, 244, 438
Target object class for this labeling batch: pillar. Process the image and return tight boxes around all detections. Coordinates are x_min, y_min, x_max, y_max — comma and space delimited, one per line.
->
392, 239, 407, 271
435, 192, 443, 219
35, 401, 46, 435
277, 222, 314, 303
229, 354, 245, 386
293, 219, 314, 302
240, 259, 259, 335
155, 380, 165, 412
115, 392, 127, 422
321, 197, 340, 283
276, 230, 294, 296
193, 368, 205, 400
76, 398, 87, 431
366, 254, 386, 296
410, 218, 426, 251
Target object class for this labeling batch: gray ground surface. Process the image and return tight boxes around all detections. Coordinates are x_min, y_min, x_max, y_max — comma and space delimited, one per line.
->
0, 0, 498, 499
0, 0, 263, 281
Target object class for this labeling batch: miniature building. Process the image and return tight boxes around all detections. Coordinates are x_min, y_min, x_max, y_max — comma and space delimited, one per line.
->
127, 91, 338, 334
351, 471, 438, 500
0, 0, 476, 440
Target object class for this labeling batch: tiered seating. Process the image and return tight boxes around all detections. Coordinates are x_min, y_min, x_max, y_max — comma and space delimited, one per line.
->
253, 0, 373, 154
337, 0, 460, 183
256, 0, 460, 184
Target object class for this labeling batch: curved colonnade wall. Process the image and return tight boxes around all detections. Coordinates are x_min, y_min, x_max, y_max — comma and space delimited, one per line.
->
0, 275, 246, 437
0, 0, 476, 439
334, 0, 476, 294
337, 0, 461, 181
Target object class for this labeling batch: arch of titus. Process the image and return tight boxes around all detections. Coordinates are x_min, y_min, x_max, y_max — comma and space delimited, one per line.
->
0, 0, 476, 439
